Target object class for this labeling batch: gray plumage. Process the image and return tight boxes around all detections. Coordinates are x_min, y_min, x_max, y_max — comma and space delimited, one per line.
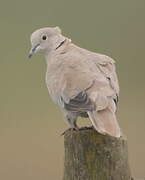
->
29, 27, 121, 137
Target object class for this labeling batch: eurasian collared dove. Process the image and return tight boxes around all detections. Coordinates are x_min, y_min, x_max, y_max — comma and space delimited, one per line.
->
29, 27, 121, 137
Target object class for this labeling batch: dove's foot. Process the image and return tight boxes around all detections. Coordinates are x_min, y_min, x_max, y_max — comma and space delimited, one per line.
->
61, 127, 79, 136
61, 126, 94, 136
78, 126, 94, 131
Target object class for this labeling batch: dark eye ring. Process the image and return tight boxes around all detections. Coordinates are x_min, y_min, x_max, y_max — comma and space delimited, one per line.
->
42, 35, 47, 40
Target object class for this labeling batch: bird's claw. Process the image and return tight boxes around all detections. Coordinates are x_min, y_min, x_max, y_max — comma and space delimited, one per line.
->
78, 126, 94, 131
61, 126, 94, 136
61, 127, 79, 136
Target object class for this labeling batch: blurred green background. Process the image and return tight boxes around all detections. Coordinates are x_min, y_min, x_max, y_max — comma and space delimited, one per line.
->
0, 0, 145, 179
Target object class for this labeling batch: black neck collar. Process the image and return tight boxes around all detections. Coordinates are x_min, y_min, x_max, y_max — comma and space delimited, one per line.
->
55, 39, 66, 50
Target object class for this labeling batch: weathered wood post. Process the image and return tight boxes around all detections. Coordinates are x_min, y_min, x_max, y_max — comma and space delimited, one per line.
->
63, 128, 131, 180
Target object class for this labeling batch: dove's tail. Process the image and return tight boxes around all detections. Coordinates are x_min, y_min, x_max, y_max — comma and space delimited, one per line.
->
87, 108, 121, 138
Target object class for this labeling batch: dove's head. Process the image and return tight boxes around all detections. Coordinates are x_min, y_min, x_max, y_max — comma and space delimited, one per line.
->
28, 27, 65, 58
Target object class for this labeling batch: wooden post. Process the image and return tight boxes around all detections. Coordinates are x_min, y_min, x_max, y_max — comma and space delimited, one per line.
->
63, 127, 131, 180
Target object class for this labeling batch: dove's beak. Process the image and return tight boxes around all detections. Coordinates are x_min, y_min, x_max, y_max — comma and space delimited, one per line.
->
28, 44, 40, 58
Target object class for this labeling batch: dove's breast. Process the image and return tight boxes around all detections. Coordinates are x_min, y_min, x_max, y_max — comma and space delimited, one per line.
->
45, 60, 65, 106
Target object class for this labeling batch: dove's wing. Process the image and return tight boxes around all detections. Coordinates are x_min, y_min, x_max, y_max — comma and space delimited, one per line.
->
59, 53, 119, 107
59, 55, 97, 112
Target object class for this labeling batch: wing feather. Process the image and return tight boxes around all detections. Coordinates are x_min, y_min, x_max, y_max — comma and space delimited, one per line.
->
62, 91, 95, 112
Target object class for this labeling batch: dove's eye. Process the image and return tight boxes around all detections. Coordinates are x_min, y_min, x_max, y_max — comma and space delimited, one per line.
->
42, 35, 47, 40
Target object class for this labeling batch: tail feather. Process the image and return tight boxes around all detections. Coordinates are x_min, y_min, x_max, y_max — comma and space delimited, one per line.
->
87, 108, 121, 138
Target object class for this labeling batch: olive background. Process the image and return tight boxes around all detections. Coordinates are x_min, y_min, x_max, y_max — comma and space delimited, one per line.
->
0, 0, 145, 179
